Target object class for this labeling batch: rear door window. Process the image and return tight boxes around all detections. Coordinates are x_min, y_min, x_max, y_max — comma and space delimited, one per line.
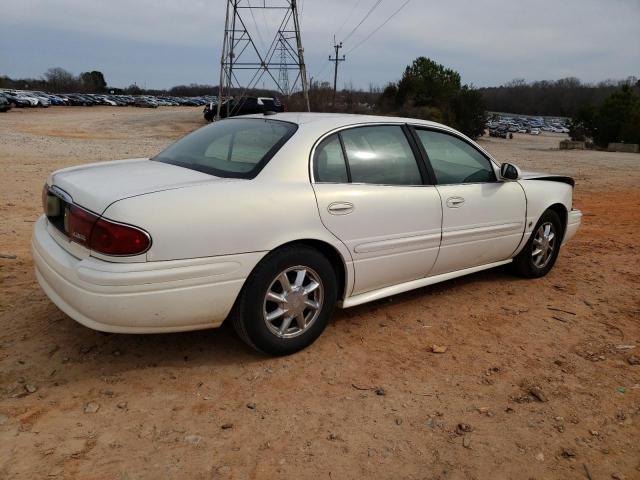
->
340, 126, 422, 185
314, 134, 349, 183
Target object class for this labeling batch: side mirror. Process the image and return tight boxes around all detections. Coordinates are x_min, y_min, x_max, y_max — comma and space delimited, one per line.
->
500, 163, 521, 181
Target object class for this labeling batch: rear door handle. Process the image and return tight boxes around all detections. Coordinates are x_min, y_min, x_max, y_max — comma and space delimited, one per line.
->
328, 202, 354, 215
446, 196, 465, 208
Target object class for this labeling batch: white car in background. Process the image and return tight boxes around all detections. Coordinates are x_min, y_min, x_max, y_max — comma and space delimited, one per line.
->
15, 92, 39, 107
33, 113, 581, 355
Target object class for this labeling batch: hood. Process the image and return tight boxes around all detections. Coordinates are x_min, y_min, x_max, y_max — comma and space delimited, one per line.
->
519, 170, 575, 187
49, 158, 225, 214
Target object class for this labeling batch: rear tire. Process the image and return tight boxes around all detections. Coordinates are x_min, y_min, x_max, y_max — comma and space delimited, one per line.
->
511, 209, 563, 278
231, 246, 337, 356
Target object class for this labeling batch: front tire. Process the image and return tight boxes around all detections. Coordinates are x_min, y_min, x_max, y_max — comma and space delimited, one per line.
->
511, 209, 563, 278
231, 246, 337, 355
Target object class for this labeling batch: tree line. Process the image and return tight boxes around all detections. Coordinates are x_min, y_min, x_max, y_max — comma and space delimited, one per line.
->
3, 65, 637, 145
570, 85, 640, 147
0, 67, 108, 94
480, 77, 639, 117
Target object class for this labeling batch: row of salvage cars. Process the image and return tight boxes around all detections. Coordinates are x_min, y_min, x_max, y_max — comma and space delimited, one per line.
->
34, 112, 582, 355
0, 89, 216, 110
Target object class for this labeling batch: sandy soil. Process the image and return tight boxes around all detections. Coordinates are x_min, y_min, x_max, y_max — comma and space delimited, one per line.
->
1, 107, 639, 480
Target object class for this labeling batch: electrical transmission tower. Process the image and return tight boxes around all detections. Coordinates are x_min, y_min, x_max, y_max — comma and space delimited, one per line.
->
217, 0, 310, 118
277, 37, 290, 96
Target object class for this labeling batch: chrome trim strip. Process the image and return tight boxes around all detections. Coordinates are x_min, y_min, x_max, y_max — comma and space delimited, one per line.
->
354, 232, 441, 254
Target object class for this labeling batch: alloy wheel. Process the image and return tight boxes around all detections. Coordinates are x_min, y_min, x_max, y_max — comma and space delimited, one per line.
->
531, 222, 556, 268
262, 266, 324, 338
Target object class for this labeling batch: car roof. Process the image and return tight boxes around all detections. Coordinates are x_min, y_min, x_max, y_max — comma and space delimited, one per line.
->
240, 112, 454, 133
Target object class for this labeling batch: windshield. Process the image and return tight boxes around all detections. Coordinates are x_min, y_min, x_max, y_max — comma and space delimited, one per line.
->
153, 118, 296, 179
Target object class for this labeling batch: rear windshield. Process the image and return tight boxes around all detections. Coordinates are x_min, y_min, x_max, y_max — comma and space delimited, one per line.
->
153, 118, 297, 179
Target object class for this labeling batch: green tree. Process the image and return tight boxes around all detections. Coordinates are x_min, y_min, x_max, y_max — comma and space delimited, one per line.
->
569, 105, 596, 142
79, 71, 107, 93
396, 57, 461, 109
593, 85, 640, 146
571, 86, 640, 146
377, 83, 399, 113
377, 57, 485, 138
451, 86, 486, 140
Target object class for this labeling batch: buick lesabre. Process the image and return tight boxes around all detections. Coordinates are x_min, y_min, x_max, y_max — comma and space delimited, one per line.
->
33, 113, 582, 355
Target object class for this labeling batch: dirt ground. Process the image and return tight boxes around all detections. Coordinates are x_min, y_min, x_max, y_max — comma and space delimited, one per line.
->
1, 107, 639, 480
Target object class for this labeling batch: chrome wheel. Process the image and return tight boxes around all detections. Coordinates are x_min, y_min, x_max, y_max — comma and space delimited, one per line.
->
263, 266, 324, 339
531, 222, 556, 268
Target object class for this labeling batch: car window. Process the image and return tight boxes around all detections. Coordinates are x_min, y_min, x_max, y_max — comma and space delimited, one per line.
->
154, 118, 297, 179
415, 129, 496, 184
314, 134, 348, 183
340, 126, 422, 185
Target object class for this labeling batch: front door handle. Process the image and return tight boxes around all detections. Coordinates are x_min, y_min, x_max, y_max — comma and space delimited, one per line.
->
446, 196, 465, 208
328, 202, 354, 215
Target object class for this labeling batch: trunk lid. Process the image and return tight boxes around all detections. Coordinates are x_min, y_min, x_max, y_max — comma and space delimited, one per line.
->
48, 158, 219, 214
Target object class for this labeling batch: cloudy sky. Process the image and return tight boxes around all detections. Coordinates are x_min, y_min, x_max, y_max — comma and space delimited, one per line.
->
1, 0, 638, 90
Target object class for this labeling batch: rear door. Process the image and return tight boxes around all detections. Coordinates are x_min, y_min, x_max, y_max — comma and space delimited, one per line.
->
311, 125, 443, 296
412, 127, 526, 275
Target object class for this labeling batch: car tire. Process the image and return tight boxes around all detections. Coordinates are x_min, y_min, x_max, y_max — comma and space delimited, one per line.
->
231, 245, 337, 356
511, 209, 563, 278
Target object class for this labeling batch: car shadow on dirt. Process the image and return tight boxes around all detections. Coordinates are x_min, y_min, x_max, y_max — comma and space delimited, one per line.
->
343, 264, 523, 316
45, 265, 521, 382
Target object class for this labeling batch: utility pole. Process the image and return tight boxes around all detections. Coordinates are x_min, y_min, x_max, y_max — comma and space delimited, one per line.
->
329, 39, 345, 104
216, 0, 310, 119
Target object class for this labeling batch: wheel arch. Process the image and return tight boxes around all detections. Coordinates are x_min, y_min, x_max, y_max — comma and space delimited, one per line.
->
546, 202, 568, 238
514, 179, 574, 256
272, 239, 349, 301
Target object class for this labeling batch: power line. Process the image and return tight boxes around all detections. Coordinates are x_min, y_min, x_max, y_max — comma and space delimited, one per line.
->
335, 0, 365, 39
247, 0, 266, 51
346, 0, 411, 54
342, 0, 384, 43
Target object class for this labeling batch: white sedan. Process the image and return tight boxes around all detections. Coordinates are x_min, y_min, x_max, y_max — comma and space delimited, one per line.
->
33, 113, 582, 355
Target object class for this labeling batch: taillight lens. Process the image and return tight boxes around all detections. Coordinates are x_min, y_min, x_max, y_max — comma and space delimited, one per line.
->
90, 218, 151, 256
68, 205, 98, 248
65, 204, 150, 256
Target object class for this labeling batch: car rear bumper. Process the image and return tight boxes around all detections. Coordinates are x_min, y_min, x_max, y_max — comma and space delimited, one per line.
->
32, 215, 265, 333
563, 208, 582, 244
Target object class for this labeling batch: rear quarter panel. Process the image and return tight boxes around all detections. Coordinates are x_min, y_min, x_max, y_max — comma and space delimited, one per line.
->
102, 178, 352, 265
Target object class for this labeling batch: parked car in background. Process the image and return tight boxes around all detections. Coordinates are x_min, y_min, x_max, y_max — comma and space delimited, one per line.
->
0, 95, 12, 112
205, 96, 284, 121
1, 92, 30, 108
489, 127, 509, 139
0, 89, 214, 110
15, 92, 40, 107
33, 113, 581, 355
134, 96, 159, 108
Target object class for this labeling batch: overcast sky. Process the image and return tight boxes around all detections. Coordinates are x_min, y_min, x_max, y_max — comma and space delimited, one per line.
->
1, 0, 638, 90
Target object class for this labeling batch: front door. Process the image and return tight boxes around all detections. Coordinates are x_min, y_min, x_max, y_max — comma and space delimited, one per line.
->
412, 127, 526, 275
311, 125, 443, 295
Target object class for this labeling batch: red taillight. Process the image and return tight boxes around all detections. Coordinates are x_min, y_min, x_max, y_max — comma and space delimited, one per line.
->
89, 218, 151, 256
67, 205, 98, 248
66, 204, 150, 256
